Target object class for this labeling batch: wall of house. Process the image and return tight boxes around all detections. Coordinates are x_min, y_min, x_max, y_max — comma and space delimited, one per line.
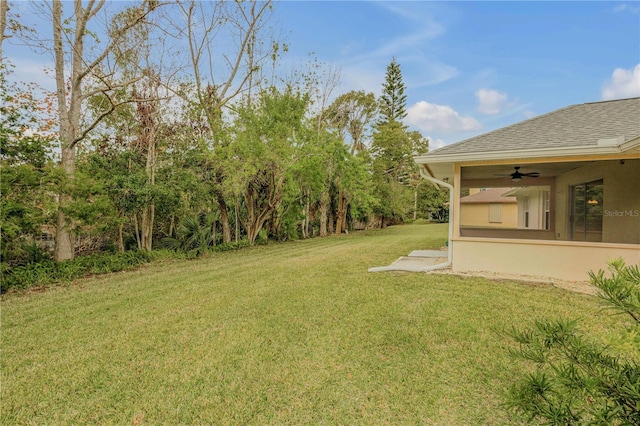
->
555, 159, 640, 244
452, 238, 640, 281
515, 187, 549, 230
459, 203, 518, 228
460, 228, 555, 239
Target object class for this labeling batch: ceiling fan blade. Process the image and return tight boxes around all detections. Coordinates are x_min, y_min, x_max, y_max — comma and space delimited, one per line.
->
494, 167, 540, 179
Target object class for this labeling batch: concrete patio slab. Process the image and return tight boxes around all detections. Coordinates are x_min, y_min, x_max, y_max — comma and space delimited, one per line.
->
408, 250, 448, 258
368, 252, 449, 273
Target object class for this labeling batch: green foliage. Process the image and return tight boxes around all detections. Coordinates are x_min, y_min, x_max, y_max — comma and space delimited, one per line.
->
0, 65, 59, 266
370, 121, 424, 222
1, 250, 155, 293
417, 180, 449, 222
368, 60, 428, 224
378, 58, 407, 125
325, 90, 378, 154
211, 239, 250, 253
504, 259, 640, 425
161, 213, 218, 256
590, 259, 640, 323
228, 87, 309, 243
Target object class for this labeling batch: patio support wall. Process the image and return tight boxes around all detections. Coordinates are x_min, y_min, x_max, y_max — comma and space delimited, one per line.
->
452, 238, 640, 282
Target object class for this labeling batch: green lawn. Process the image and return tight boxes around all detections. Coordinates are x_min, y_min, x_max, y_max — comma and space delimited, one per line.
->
1, 224, 616, 424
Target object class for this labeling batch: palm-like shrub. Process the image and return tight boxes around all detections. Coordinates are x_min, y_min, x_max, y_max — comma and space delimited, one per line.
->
504, 259, 640, 425
161, 213, 217, 256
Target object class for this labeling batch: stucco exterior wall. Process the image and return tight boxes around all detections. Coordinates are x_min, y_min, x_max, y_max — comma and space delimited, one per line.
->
515, 187, 549, 230
555, 159, 640, 244
452, 238, 640, 282
459, 203, 518, 228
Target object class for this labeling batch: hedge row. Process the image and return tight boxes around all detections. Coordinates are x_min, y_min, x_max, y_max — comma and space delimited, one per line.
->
1, 250, 155, 293
1, 239, 256, 294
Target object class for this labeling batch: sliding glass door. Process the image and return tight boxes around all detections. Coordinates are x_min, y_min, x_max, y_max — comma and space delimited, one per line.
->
570, 180, 603, 242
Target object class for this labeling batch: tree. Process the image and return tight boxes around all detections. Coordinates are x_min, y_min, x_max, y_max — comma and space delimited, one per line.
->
171, 0, 279, 244
416, 180, 448, 222
327, 90, 378, 156
323, 90, 378, 233
229, 87, 308, 244
371, 59, 427, 225
48, 0, 158, 260
378, 57, 407, 126
0, 67, 58, 266
504, 259, 640, 425
0, 0, 8, 61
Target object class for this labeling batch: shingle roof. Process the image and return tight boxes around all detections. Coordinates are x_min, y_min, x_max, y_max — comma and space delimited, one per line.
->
426, 97, 640, 157
459, 188, 516, 204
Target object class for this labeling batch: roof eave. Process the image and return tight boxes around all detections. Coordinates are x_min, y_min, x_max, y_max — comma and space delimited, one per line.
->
415, 136, 640, 165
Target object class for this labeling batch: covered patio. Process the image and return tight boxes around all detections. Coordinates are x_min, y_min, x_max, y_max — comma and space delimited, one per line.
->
413, 98, 640, 282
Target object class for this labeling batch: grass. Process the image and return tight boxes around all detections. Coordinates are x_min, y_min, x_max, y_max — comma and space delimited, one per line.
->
0, 223, 618, 424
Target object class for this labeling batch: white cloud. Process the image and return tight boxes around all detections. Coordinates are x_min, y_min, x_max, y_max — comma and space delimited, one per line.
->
602, 64, 640, 100
426, 136, 447, 150
406, 101, 481, 134
475, 89, 508, 115
5, 57, 56, 93
357, 28, 444, 63
341, 64, 386, 95
613, 3, 639, 14
407, 60, 459, 88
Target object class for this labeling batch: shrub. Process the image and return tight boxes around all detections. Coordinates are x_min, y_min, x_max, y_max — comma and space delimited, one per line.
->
1, 250, 156, 293
212, 239, 250, 253
503, 259, 640, 425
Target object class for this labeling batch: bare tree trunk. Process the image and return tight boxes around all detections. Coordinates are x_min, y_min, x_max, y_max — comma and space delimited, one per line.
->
319, 193, 328, 237
335, 191, 344, 234
413, 184, 419, 221
329, 210, 335, 234
242, 171, 284, 244
0, 0, 9, 62
133, 214, 142, 250
234, 200, 239, 244
302, 195, 310, 239
134, 79, 159, 252
140, 204, 154, 251
218, 193, 232, 243
52, 0, 79, 260
140, 132, 156, 251
118, 222, 124, 252
169, 214, 175, 237
335, 190, 350, 234
51, 0, 155, 260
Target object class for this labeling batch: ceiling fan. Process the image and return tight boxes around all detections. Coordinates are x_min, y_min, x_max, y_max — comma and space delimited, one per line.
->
497, 166, 540, 182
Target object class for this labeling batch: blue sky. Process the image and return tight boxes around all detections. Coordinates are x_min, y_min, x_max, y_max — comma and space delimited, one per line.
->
4, 1, 639, 150
275, 1, 640, 148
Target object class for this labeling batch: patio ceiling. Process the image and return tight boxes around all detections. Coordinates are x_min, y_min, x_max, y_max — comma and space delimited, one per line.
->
423, 160, 597, 185
461, 161, 595, 180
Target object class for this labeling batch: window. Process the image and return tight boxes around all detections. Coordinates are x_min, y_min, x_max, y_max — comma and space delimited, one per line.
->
489, 203, 503, 223
522, 197, 530, 228
543, 190, 550, 230
571, 180, 603, 242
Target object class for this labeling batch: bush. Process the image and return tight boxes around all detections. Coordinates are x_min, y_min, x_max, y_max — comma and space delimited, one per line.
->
1, 250, 155, 293
503, 259, 640, 425
212, 239, 250, 253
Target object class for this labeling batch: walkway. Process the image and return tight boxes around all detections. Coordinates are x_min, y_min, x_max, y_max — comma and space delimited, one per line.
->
369, 249, 597, 295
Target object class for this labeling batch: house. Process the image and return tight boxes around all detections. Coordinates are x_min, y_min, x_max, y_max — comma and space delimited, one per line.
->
459, 188, 518, 228
501, 187, 551, 230
414, 97, 640, 281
